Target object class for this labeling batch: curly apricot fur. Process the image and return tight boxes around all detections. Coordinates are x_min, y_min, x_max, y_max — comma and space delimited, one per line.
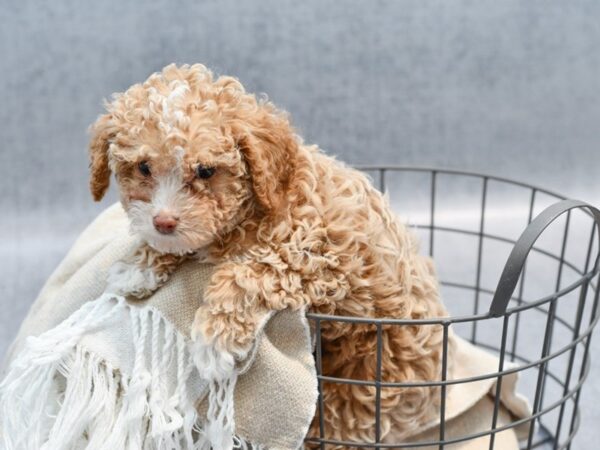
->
88, 64, 448, 447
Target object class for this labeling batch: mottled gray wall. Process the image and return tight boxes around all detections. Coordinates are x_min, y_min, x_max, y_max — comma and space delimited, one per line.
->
1, 0, 600, 447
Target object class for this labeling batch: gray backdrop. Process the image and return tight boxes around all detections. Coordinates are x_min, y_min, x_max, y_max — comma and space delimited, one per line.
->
1, 1, 599, 447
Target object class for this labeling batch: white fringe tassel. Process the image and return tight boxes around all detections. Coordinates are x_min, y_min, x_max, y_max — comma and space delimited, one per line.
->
0, 294, 257, 450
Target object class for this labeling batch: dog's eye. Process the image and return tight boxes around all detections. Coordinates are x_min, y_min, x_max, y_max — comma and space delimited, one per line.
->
196, 165, 215, 179
138, 161, 151, 177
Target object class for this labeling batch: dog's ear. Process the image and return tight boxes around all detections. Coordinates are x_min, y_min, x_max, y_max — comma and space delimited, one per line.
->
88, 113, 116, 201
235, 103, 299, 213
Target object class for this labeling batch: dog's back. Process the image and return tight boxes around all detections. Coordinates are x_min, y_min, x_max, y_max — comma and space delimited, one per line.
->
303, 149, 448, 447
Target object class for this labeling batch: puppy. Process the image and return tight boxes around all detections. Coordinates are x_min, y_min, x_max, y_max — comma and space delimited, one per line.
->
89, 64, 447, 447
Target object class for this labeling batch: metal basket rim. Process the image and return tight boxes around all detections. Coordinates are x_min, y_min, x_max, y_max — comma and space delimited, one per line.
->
354, 164, 568, 201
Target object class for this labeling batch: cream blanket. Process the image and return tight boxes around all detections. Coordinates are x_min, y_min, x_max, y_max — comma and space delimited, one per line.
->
0, 204, 530, 450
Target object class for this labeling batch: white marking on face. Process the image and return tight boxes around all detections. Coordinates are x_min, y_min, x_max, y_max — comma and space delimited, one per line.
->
128, 192, 196, 255
147, 80, 191, 133
127, 148, 211, 255
151, 145, 185, 214
153, 169, 184, 215
166, 81, 189, 104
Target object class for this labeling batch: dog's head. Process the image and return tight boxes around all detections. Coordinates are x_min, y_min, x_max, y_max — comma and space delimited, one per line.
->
88, 64, 299, 254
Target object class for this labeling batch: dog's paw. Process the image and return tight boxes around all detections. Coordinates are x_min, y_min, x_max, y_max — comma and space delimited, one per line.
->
191, 329, 236, 381
105, 261, 162, 299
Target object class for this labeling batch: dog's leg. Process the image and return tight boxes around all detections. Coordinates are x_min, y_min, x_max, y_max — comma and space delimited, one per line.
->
106, 243, 187, 299
191, 262, 268, 379
191, 260, 308, 378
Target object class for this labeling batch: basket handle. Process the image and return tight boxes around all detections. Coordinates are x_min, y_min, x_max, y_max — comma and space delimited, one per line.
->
489, 199, 600, 317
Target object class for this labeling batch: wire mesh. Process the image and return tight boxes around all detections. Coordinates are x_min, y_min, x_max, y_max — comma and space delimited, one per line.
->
305, 166, 600, 450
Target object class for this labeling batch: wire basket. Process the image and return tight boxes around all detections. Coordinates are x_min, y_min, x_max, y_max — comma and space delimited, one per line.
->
305, 167, 600, 450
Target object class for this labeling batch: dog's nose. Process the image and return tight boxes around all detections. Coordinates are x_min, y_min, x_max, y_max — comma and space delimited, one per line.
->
153, 214, 178, 234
